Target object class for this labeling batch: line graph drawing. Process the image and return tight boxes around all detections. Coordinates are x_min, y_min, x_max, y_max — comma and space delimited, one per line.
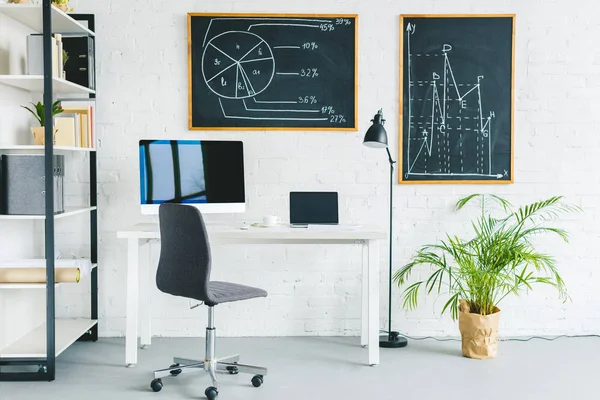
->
190, 14, 357, 128
401, 16, 514, 183
406, 23, 498, 178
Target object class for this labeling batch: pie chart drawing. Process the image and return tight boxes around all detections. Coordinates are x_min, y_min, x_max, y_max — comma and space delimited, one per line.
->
201, 31, 275, 100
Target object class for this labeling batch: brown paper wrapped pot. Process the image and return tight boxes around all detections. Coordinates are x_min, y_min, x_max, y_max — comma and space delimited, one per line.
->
458, 299, 501, 359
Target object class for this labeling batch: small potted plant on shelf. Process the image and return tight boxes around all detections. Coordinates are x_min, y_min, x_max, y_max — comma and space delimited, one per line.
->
21, 100, 63, 145
393, 194, 580, 359
52, 0, 72, 12
8, 0, 31, 4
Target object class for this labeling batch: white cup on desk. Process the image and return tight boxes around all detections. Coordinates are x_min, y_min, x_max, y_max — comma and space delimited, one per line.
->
262, 215, 280, 227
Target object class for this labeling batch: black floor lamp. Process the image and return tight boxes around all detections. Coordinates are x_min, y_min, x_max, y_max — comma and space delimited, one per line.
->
363, 109, 408, 349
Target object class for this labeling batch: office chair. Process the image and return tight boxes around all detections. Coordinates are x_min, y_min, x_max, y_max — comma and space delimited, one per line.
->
149, 203, 268, 400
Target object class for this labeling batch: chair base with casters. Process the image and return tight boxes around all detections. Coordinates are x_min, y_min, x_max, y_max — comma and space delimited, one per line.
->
149, 306, 267, 400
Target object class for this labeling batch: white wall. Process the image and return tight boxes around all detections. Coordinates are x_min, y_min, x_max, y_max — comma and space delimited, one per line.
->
1, 0, 598, 344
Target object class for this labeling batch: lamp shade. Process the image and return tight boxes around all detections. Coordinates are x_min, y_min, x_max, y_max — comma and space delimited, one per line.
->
363, 109, 389, 149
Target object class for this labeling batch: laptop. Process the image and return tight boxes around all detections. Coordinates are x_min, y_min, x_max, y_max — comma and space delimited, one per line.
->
289, 192, 339, 227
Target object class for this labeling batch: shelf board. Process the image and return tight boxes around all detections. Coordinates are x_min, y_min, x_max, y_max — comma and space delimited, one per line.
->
0, 206, 97, 220
0, 319, 97, 359
0, 75, 95, 95
0, 4, 94, 36
0, 283, 59, 289
0, 145, 95, 153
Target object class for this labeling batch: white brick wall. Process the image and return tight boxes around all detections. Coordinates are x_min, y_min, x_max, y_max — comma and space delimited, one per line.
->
1, 0, 599, 345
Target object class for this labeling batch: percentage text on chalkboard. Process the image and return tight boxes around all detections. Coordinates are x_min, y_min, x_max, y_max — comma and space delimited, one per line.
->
320, 23, 335, 31
335, 18, 352, 26
298, 96, 318, 104
330, 114, 346, 123
300, 68, 319, 78
321, 106, 335, 114
302, 42, 319, 50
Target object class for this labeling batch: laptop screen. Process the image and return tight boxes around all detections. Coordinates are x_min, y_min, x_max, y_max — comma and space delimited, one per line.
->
289, 192, 339, 225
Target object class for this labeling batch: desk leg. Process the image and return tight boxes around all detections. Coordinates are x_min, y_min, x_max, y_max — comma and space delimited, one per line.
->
360, 242, 368, 347
126, 238, 139, 367
367, 239, 380, 366
140, 241, 152, 349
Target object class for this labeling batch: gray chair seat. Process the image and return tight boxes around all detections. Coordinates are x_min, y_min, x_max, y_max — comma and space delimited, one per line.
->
207, 281, 267, 306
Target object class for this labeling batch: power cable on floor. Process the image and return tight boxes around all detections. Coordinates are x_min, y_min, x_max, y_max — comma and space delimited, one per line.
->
379, 330, 600, 342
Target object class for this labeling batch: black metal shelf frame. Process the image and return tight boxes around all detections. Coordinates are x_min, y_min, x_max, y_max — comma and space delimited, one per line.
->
0, 1, 98, 382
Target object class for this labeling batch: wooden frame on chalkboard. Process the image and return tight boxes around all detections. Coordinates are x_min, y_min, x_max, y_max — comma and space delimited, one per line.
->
398, 14, 516, 184
187, 13, 358, 131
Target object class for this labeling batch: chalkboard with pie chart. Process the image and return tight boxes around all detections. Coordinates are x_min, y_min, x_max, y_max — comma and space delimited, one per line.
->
188, 13, 358, 130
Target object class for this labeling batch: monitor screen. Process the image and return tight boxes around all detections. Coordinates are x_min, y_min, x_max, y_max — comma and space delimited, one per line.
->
139, 140, 245, 214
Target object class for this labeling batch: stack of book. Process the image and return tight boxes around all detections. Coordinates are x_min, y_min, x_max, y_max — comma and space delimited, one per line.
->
26, 33, 66, 79
54, 101, 95, 148
26, 33, 95, 90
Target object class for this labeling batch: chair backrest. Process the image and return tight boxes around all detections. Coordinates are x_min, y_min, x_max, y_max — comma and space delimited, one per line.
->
156, 203, 212, 302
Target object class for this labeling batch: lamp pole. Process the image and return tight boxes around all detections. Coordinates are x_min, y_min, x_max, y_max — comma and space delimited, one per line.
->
363, 109, 408, 348
385, 146, 396, 344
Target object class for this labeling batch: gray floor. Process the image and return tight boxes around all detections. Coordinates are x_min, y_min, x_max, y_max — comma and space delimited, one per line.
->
0, 336, 598, 400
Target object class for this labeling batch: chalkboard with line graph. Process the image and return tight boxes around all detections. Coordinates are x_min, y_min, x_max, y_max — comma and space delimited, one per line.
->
400, 15, 515, 184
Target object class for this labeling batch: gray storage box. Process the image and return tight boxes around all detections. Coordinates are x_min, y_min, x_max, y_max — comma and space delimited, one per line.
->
0, 154, 64, 215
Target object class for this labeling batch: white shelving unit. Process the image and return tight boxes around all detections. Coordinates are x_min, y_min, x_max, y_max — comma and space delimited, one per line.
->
0, 3, 98, 381
0, 75, 95, 95
0, 283, 59, 289
0, 145, 96, 153
0, 319, 98, 359
0, 4, 95, 36
0, 206, 97, 220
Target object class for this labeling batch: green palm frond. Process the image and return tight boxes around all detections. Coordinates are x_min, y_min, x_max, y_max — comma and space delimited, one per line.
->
20, 101, 63, 126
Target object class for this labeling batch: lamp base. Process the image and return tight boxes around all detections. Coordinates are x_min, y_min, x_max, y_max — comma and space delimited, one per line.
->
379, 331, 408, 348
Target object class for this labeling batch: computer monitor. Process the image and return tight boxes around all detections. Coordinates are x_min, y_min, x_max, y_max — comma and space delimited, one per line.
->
139, 139, 246, 215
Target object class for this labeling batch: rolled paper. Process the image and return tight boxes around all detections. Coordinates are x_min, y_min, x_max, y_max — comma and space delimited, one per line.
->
0, 268, 80, 283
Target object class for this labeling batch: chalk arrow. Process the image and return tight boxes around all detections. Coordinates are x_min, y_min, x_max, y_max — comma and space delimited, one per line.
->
495, 174, 503, 179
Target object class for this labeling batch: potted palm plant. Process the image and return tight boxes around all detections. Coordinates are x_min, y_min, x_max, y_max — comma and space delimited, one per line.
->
21, 101, 63, 145
393, 194, 579, 359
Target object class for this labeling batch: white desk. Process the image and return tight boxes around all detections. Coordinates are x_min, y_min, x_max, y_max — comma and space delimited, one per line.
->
116, 223, 385, 367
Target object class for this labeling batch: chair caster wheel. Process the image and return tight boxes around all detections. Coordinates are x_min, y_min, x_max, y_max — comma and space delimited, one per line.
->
226, 365, 239, 374
150, 378, 163, 392
251, 374, 263, 387
169, 363, 182, 376
205, 386, 218, 400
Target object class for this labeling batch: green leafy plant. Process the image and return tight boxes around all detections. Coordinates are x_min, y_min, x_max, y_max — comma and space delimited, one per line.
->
52, 0, 73, 11
62, 49, 69, 66
393, 194, 580, 320
21, 101, 63, 126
